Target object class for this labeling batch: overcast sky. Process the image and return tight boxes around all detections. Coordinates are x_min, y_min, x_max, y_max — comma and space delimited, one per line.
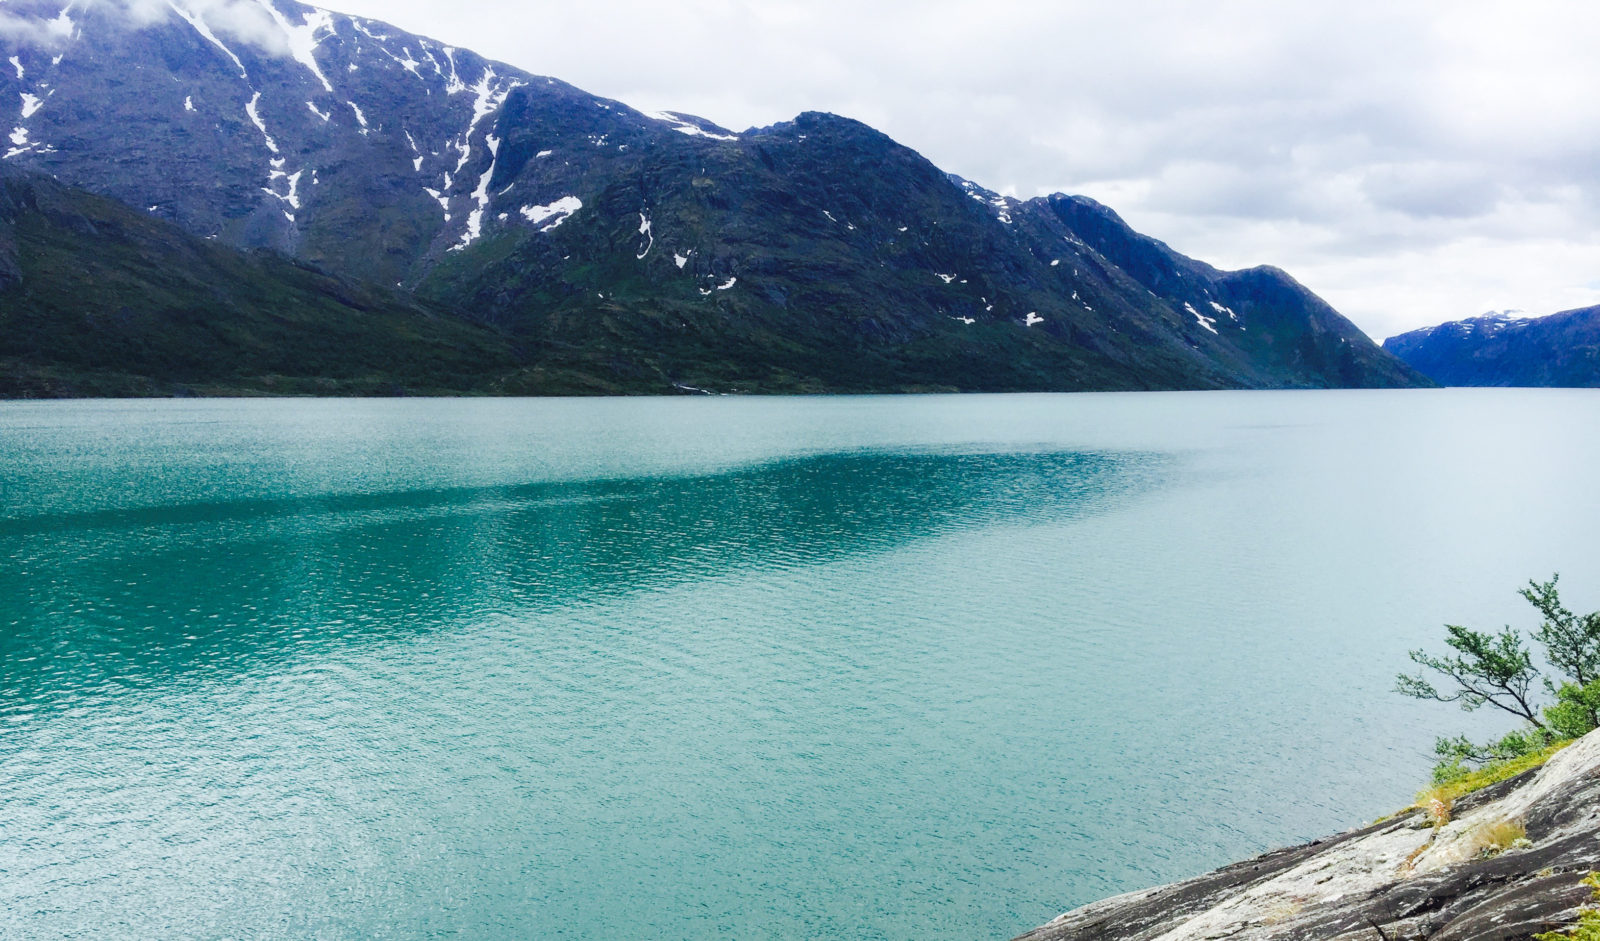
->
324, 0, 1599, 340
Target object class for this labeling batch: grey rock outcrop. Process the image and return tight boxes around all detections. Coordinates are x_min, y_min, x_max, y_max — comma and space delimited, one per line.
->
1016, 728, 1600, 941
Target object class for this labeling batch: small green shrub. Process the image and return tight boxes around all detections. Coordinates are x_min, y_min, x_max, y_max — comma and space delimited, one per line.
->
1432, 727, 1564, 780
1398, 575, 1599, 782
1547, 680, 1600, 740
1534, 873, 1600, 941
1421, 740, 1574, 806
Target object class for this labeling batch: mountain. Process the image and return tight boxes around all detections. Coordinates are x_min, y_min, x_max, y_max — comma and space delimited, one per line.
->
0, 0, 1427, 395
1384, 307, 1600, 387
0, 166, 552, 397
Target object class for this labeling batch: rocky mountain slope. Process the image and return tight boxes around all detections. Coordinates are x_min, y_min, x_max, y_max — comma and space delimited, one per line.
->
1014, 727, 1600, 941
0, 166, 539, 396
0, 0, 1426, 393
1384, 308, 1600, 387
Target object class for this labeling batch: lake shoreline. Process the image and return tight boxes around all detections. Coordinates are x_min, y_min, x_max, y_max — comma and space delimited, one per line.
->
1014, 729, 1600, 941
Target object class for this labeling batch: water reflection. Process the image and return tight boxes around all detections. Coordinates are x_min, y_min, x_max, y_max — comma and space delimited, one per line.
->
1, 448, 1164, 707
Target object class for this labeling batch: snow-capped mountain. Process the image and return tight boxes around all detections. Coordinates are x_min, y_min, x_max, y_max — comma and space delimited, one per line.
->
1431, 310, 1537, 338
0, 0, 1426, 394
1, 0, 724, 284
1384, 307, 1600, 387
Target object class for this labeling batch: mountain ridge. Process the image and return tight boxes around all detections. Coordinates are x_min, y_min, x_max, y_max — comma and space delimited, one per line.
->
1384, 307, 1600, 387
0, 0, 1427, 395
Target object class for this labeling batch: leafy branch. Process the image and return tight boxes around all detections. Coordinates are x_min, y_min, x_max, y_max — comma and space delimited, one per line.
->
1397, 575, 1600, 781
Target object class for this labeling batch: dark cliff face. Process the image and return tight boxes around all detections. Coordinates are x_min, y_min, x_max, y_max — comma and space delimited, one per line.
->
0, 0, 1427, 394
1385, 309, 1600, 387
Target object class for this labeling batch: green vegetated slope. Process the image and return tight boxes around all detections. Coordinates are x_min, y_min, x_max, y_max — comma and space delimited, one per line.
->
0, 169, 544, 397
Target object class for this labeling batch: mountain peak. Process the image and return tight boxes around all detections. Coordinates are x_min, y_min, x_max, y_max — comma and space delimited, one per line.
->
1384, 305, 1600, 387
0, 0, 1427, 395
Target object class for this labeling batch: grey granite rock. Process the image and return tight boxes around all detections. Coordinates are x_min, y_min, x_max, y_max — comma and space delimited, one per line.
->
1015, 729, 1600, 941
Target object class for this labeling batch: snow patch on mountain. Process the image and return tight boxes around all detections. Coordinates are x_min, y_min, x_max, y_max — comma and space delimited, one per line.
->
636, 211, 654, 259
167, 2, 249, 81
424, 187, 451, 221
520, 196, 581, 232
5, 125, 31, 159
244, 91, 278, 153
454, 132, 502, 251
1185, 302, 1219, 334
263, 167, 302, 213
954, 178, 1016, 224
646, 111, 738, 142
252, 1, 335, 93
395, 47, 421, 77
441, 46, 468, 94
450, 67, 519, 177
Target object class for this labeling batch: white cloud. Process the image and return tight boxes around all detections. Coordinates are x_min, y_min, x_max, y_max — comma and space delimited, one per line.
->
11, 1, 296, 56
188, 1, 292, 56
124, 0, 292, 55
0, 5, 77, 46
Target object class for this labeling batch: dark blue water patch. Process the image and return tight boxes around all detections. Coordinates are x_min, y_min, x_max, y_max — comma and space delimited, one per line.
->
0, 448, 1170, 709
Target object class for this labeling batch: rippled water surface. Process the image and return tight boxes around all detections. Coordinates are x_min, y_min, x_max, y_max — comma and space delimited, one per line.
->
3, 392, 1599, 940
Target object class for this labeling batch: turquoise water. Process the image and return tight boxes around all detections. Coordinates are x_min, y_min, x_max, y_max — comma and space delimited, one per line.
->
2, 391, 1597, 940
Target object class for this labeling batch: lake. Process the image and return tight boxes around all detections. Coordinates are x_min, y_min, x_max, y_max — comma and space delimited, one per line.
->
3, 391, 1597, 940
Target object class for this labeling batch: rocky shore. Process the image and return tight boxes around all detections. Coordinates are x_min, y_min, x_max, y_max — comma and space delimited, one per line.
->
1016, 728, 1600, 941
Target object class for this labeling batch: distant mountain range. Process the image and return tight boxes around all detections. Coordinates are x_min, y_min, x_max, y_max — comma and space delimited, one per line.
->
0, 0, 1427, 396
1384, 308, 1600, 387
